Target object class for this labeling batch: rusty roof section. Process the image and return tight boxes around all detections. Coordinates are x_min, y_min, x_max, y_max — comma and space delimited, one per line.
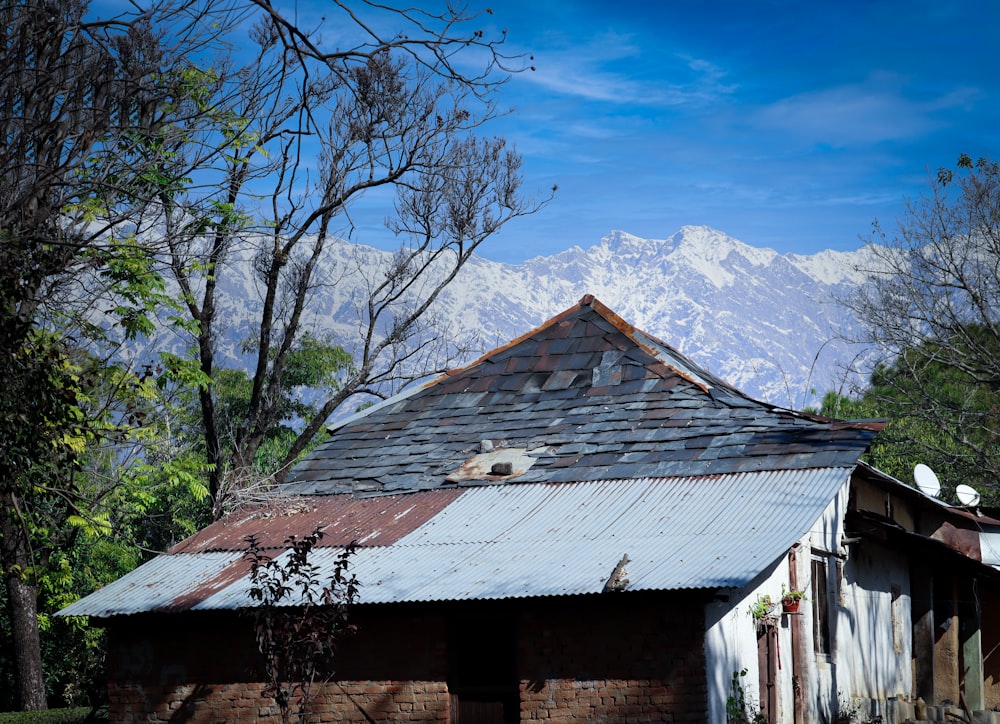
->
61, 470, 855, 616
284, 296, 883, 497
169, 490, 462, 554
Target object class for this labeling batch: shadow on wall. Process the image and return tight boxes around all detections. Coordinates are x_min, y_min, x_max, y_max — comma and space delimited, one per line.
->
703, 557, 784, 721
165, 684, 211, 723
983, 588, 1000, 708
837, 540, 909, 718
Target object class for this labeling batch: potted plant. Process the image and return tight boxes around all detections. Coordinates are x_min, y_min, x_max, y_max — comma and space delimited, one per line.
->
750, 594, 775, 621
781, 585, 806, 613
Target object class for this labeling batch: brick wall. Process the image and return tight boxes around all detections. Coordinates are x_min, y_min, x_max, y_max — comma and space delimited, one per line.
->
107, 608, 449, 722
519, 594, 707, 722
104, 593, 707, 722
109, 681, 450, 723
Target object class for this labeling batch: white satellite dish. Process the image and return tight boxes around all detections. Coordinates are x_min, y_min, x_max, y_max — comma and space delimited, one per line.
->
956, 484, 981, 507
913, 463, 941, 497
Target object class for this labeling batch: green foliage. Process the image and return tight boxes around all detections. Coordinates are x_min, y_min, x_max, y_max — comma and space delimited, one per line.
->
204, 334, 353, 481
0, 332, 85, 482
0, 534, 138, 710
846, 153, 1000, 502
781, 585, 806, 602
282, 335, 354, 392
726, 669, 766, 724
0, 16, 224, 701
0, 340, 214, 708
821, 326, 1000, 501
85, 235, 175, 341
2, 0, 538, 709
749, 596, 775, 621
0, 708, 106, 723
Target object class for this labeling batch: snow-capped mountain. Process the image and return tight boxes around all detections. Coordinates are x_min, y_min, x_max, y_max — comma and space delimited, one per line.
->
422, 226, 876, 408
200, 225, 877, 410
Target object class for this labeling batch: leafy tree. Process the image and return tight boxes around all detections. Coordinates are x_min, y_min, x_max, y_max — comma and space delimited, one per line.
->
0, 340, 214, 710
820, 335, 1000, 501
184, 335, 353, 500
844, 153, 1000, 499
1, 0, 546, 708
0, 0, 234, 708
0, 334, 87, 710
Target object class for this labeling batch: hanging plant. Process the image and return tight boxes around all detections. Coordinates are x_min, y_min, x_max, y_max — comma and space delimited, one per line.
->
750, 594, 776, 621
781, 585, 807, 613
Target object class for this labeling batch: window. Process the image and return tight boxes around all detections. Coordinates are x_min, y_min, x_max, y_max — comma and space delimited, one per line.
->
811, 555, 835, 657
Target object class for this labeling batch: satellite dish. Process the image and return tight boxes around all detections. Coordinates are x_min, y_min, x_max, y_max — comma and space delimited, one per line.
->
914, 463, 941, 497
956, 484, 981, 507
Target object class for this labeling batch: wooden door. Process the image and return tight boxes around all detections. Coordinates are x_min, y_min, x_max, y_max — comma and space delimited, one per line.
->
757, 619, 778, 723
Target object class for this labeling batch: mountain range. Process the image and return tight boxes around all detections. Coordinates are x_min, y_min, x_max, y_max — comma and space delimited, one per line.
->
202, 224, 878, 410
424, 225, 878, 408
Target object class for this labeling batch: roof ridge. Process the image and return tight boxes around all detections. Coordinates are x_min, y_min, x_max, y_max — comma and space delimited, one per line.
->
449, 294, 726, 395
324, 295, 780, 435
440, 294, 601, 379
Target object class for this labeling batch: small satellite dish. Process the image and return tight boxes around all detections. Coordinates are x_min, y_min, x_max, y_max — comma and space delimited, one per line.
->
914, 463, 941, 497
956, 484, 981, 507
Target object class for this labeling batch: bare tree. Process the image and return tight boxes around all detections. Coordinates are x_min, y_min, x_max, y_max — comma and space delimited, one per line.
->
151, 2, 552, 516
845, 154, 1000, 492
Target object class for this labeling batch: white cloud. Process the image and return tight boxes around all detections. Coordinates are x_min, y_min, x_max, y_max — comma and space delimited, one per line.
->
515, 33, 735, 107
754, 73, 979, 146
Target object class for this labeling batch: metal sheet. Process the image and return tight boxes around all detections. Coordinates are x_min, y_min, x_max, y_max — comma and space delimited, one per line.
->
58, 552, 244, 618
169, 489, 462, 553
62, 469, 850, 616
346, 468, 850, 602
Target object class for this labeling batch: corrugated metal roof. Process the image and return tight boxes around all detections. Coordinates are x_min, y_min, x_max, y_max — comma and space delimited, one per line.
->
169, 489, 462, 554
59, 552, 245, 618
61, 468, 849, 617
61, 298, 883, 620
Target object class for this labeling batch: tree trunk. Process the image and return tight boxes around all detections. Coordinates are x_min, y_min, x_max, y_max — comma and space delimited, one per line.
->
0, 496, 47, 711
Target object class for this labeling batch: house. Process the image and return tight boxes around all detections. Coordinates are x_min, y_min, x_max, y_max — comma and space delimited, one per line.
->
61, 295, 1000, 723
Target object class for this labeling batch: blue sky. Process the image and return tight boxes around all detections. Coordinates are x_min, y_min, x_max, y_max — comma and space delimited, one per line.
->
437, 0, 1000, 262
92, 0, 1000, 263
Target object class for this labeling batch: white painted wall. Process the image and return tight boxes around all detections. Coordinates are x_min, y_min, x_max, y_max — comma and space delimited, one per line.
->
805, 479, 849, 723
835, 537, 912, 714
704, 558, 785, 723
980, 530, 1000, 567
703, 477, 914, 722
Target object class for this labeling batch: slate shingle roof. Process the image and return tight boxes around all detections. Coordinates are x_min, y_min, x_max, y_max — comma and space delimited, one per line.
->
283, 295, 882, 496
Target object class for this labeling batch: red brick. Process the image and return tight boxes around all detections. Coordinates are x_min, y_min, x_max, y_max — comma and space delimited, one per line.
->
105, 595, 707, 722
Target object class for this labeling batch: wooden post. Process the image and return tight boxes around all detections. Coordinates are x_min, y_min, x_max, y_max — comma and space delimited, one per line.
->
961, 580, 984, 711
933, 577, 961, 705
788, 546, 807, 724
910, 563, 935, 702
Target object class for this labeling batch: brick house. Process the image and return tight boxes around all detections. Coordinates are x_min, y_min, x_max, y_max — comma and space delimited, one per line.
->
62, 296, 1000, 722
